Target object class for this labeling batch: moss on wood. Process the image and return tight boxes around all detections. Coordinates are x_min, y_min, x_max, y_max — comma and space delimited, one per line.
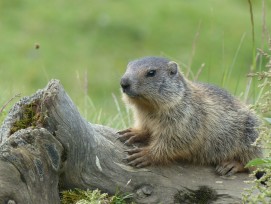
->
10, 100, 46, 134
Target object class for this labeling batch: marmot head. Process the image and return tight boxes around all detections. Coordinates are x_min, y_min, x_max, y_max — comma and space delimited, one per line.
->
120, 56, 187, 109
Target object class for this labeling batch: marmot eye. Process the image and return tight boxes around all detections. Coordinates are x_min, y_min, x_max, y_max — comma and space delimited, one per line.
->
146, 70, 156, 77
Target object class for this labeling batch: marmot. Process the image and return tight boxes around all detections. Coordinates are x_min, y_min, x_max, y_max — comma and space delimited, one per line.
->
118, 56, 262, 176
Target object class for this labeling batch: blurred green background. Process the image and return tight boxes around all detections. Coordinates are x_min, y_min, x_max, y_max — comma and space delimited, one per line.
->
0, 0, 270, 126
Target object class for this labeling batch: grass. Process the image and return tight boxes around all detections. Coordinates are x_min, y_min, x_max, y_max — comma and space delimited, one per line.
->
0, 0, 271, 125
243, 47, 271, 203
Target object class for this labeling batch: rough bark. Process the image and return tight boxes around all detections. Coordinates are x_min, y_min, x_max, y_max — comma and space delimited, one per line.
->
0, 79, 253, 204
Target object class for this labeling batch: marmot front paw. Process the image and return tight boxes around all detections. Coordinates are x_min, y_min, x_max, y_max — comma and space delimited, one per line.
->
117, 128, 149, 145
124, 147, 152, 168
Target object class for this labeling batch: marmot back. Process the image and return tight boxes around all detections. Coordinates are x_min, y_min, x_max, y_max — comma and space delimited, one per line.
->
118, 56, 262, 176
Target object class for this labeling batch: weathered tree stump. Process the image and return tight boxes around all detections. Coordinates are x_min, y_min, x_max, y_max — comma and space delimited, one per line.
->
0, 79, 253, 204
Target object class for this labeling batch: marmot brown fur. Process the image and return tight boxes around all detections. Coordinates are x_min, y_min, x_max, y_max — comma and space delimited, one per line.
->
118, 56, 262, 176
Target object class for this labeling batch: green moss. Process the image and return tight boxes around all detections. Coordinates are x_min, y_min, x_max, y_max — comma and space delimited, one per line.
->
61, 189, 107, 204
61, 189, 133, 204
10, 100, 46, 134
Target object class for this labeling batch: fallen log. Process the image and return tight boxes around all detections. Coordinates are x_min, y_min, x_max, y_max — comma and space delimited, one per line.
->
0, 79, 253, 204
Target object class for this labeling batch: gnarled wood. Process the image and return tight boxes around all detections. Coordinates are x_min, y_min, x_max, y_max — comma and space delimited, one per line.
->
0, 79, 253, 204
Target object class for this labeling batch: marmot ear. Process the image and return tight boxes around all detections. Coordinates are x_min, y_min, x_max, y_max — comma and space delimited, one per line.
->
168, 61, 179, 76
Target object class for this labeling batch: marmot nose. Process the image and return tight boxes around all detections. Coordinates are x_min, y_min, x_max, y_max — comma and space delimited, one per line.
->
120, 77, 130, 92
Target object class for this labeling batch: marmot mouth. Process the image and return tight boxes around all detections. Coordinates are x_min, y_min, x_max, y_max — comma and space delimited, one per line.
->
124, 91, 140, 98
